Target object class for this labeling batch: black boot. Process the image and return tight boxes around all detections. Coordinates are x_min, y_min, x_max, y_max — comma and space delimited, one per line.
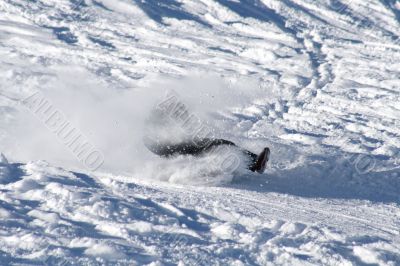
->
249, 147, 270, 173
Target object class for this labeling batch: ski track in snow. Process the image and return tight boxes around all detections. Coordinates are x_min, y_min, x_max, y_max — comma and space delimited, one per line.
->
0, 0, 400, 265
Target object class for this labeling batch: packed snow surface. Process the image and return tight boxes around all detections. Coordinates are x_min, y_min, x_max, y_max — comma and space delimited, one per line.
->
0, 0, 400, 265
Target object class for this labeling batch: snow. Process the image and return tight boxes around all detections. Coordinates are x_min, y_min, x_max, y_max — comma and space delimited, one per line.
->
0, 0, 400, 265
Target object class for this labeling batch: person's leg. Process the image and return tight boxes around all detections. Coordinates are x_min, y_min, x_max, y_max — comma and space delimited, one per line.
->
144, 139, 203, 157
144, 138, 235, 157
144, 137, 269, 173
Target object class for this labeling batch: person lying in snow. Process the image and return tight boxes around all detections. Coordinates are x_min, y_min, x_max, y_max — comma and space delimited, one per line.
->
144, 137, 270, 173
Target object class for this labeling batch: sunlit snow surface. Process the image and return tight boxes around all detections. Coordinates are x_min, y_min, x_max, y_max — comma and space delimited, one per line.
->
0, 0, 400, 265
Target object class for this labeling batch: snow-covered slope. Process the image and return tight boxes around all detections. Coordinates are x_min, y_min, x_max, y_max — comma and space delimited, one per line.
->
0, 0, 400, 265
1, 158, 399, 265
